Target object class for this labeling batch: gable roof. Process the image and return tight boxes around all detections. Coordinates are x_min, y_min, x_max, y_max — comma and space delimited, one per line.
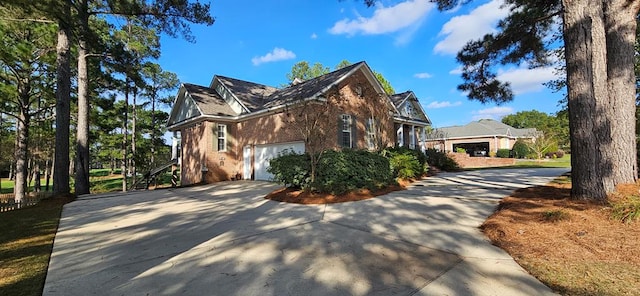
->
167, 61, 430, 129
435, 119, 538, 139
214, 76, 278, 112
183, 83, 238, 117
390, 91, 411, 107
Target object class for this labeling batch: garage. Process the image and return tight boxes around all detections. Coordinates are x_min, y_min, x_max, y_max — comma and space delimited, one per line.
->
254, 141, 305, 181
453, 142, 490, 157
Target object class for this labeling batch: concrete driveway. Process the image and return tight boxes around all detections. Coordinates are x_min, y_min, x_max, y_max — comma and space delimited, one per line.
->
44, 168, 568, 296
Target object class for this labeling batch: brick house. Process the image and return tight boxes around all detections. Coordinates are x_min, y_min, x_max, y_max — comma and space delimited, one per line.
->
167, 62, 432, 185
425, 119, 539, 156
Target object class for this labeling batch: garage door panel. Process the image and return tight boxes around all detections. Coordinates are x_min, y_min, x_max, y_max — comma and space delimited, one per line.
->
254, 142, 305, 181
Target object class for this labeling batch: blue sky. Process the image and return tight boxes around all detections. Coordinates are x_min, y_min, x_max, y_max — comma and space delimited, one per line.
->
157, 0, 564, 128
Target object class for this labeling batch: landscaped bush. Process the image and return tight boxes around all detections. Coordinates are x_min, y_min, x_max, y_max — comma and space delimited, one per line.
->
512, 140, 530, 159
381, 147, 428, 179
455, 147, 467, 154
267, 151, 311, 189
496, 149, 511, 158
424, 148, 460, 172
313, 149, 392, 195
545, 150, 566, 159
388, 153, 422, 179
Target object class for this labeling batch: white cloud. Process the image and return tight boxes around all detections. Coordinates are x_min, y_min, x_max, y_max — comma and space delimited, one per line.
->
310, 33, 318, 39
329, 0, 434, 36
449, 67, 463, 75
414, 72, 433, 79
434, 0, 511, 55
427, 101, 462, 109
471, 106, 514, 121
251, 48, 296, 66
497, 66, 558, 95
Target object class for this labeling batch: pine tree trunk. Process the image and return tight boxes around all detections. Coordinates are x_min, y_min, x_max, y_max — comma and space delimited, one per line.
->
34, 161, 41, 193
562, 0, 609, 200
14, 110, 28, 204
53, 12, 71, 196
122, 86, 129, 192
75, 37, 90, 195
131, 89, 137, 184
45, 158, 51, 192
602, 0, 639, 185
151, 97, 156, 166
562, 0, 640, 200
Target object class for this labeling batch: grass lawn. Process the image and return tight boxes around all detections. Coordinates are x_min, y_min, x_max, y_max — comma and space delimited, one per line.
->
1, 169, 175, 195
0, 196, 73, 296
510, 154, 571, 168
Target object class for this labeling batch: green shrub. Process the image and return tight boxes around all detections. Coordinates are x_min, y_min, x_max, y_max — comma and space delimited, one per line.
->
545, 150, 566, 159
496, 149, 511, 158
267, 152, 311, 189
455, 147, 467, 154
424, 148, 460, 172
388, 154, 422, 179
512, 140, 530, 159
313, 149, 392, 195
381, 147, 428, 179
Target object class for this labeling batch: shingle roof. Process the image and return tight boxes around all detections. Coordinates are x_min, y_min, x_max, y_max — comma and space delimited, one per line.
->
262, 62, 363, 109
437, 119, 537, 138
185, 62, 365, 117
176, 61, 425, 123
215, 76, 278, 112
183, 83, 238, 117
390, 91, 410, 108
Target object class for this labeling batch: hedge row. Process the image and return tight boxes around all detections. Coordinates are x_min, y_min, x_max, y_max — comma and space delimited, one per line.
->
268, 147, 461, 194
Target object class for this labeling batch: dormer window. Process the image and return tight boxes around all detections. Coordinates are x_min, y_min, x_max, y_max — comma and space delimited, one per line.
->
404, 104, 414, 117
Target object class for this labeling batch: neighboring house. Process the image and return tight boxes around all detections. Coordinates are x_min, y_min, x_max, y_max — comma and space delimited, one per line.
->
425, 119, 538, 156
167, 61, 432, 185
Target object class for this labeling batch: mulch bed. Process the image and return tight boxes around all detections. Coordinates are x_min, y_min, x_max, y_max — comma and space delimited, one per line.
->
264, 181, 408, 204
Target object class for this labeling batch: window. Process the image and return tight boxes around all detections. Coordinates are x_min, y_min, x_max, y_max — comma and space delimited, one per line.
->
366, 118, 376, 150
404, 104, 414, 117
217, 124, 226, 151
341, 114, 353, 148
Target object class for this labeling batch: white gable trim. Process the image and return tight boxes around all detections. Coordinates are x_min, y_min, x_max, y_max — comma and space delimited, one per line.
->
167, 85, 205, 127
210, 76, 251, 114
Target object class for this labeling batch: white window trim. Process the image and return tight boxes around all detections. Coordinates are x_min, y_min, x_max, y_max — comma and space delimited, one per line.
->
217, 124, 227, 152
341, 114, 353, 148
366, 118, 376, 150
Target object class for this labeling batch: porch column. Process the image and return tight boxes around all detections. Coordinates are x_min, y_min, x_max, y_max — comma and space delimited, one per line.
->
421, 127, 426, 153
410, 125, 416, 149
397, 125, 404, 147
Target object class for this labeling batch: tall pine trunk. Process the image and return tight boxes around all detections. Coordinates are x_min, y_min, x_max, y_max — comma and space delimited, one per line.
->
602, 0, 639, 186
75, 38, 90, 195
75, 2, 90, 195
131, 88, 137, 184
122, 85, 129, 192
563, 0, 639, 200
14, 107, 29, 204
53, 9, 71, 196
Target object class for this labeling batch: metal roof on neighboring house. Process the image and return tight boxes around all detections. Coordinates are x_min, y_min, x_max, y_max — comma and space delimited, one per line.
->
436, 119, 539, 139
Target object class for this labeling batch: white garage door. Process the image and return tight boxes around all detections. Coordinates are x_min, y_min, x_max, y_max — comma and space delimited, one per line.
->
254, 142, 305, 181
